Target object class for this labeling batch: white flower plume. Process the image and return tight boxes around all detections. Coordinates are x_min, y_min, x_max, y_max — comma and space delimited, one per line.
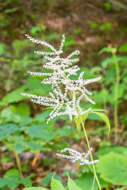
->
25, 33, 80, 81
22, 34, 101, 122
21, 87, 91, 123
56, 148, 99, 165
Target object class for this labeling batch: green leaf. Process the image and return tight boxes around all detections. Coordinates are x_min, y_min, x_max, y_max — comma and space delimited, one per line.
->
119, 43, 127, 52
51, 178, 65, 190
101, 56, 127, 68
101, 57, 113, 68
104, 2, 112, 11
40, 172, 53, 187
68, 177, 82, 190
4, 169, 20, 189
33, 111, 50, 123
30, 25, 46, 35
20, 176, 32, 187
27, 125, 55, 142
97, 146, 127, 157
27, 141, 43, 152
0, 124, 19, 141
74, 116, 81, 130
0, 178, 7, 188
92, 111, 110, 134
45, 32, 58, 41
23, 188, 48, 190
100, 22, 112, 31
64, 37, 75, 47
74, 113, 88, 130
0, 85, 27, 106
75, 173, 108, 190
90, 22, 99, 29
26, 78, 51, 96
4, 169, 20, 178
13, 136, 26, 153
99, 47, 116, 54
56, 126, 74, 137
5, 7, 19, 14
0, 43, 7, 55
12, 40, 29, 57
0, 106, 26, 123
93, 89, 109, 105
73, 28, 82, 34
11, 103, 30, 117
97, 152, 127, 185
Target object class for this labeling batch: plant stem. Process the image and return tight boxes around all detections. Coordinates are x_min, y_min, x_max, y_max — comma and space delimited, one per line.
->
113, 53, 120, 143
102, 86, 107, 110
79, 117, 102, 190
13, 151, 23, 178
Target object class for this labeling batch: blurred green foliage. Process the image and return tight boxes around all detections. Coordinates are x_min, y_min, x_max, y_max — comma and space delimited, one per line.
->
0, 0, 127, 189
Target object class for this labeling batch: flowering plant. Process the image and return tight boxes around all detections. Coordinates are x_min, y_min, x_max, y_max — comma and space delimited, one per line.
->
22, 34, 110, 190
22, 34, 101, 123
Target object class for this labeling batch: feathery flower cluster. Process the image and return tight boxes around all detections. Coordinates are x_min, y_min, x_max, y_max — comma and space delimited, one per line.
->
56, 148, 99, 165
22, 34, 101, 123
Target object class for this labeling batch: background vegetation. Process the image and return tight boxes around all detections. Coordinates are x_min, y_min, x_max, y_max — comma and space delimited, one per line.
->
0, 0, 127, 189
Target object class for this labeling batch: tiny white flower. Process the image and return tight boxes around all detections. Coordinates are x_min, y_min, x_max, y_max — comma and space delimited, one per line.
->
26, 34, 80, 84
56, 147, 99, 165
63, 72, 101, 104
21, 86, 69, 123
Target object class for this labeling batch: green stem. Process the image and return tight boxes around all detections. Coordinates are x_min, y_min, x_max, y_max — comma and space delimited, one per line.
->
91, 176, 95, 190
102, 85, 107, 110
79, 117, 102, 190
13, 151, 23, 178
113, 53, 120, 143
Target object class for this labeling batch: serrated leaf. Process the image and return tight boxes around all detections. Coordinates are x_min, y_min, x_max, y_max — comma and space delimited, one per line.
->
97, 152, 127, 185
0, 85, 27, 106
75, 173, 108, 190
51, 178, 65, 190
68, 177, 82, 190
20, 176, 32, 187
40, 172, 53, 187
0, 124, 19, 141
27, 125, 55, 142
13, 136, 26, 153
33, 111, 50, 123
27, 141, 43, 152
101, 56, 127, 68
101, 57, 113, 68
4, 169, 20, 178
0, 178, 7, 188
4, 169, 20, 189
56, 126, 74, 137
97, 146, 127, 157
104, 68, 116, 85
